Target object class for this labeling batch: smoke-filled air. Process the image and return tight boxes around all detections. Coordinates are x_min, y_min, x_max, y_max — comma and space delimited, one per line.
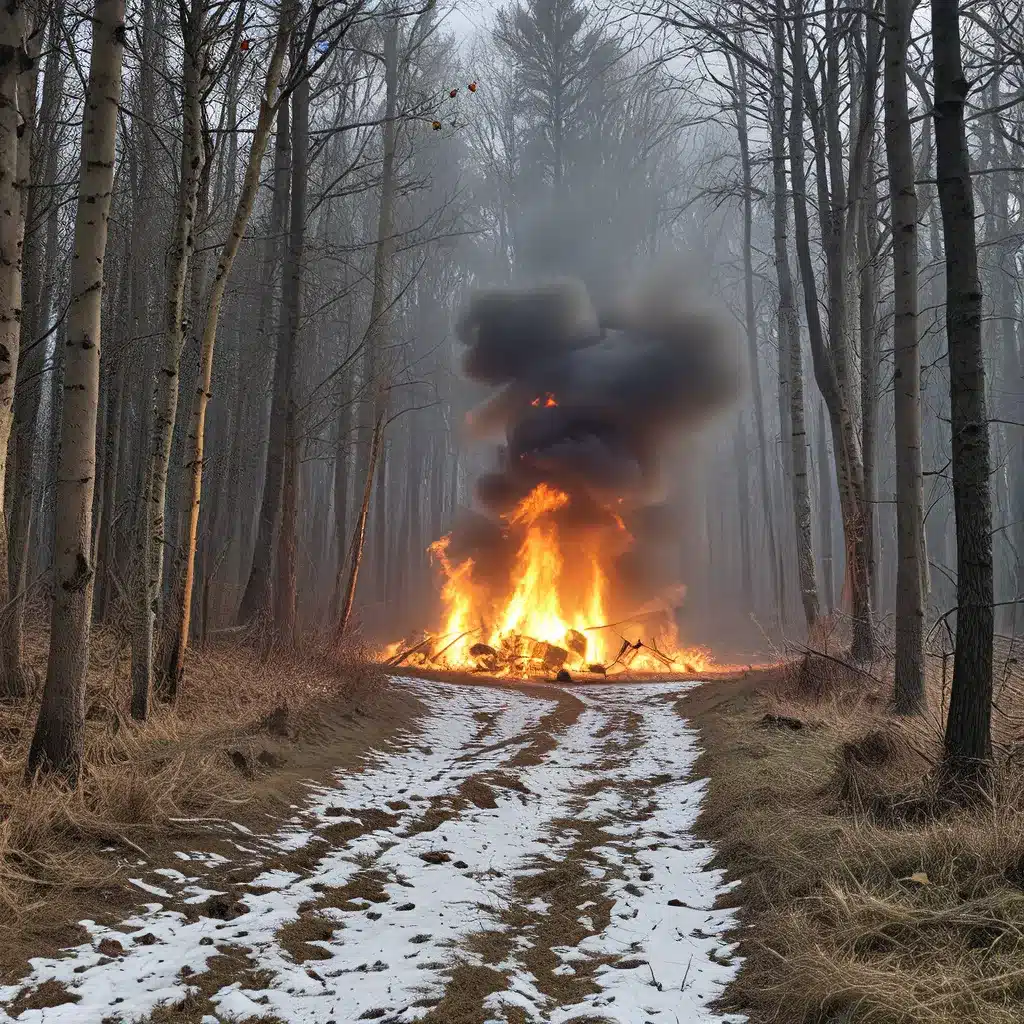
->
385, 271, 742, 674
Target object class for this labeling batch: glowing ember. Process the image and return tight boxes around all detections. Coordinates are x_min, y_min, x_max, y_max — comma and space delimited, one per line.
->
530, 393, 558, 407
383, 483, 713, 677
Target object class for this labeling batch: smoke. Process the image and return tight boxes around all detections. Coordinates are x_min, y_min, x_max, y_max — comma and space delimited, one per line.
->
448, 264, 743, 617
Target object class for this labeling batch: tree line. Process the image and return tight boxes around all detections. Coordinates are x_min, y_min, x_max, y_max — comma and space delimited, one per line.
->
0, 0, 1018, 793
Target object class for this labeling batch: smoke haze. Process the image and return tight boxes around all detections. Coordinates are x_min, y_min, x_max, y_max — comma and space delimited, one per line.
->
447, 265, 743, 620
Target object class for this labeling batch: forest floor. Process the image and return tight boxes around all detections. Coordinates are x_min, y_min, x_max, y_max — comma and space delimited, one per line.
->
695, 641, 1024, 1024
5, 636, 1024, 1023
0, 669, 747, 1024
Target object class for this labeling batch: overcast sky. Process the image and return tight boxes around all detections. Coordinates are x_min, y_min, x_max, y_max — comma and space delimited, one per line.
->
441, 0, 493, 42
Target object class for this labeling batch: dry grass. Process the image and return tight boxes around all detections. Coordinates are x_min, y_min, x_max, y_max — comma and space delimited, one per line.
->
0, 617, 386, 978
692, 649, 1024, 1024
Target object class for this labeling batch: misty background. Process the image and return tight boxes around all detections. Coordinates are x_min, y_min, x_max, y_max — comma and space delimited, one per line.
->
9, 0, 1018, 676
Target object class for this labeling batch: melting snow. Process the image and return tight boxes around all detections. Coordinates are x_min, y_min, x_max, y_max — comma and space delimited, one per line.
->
0, 679, 744, 1024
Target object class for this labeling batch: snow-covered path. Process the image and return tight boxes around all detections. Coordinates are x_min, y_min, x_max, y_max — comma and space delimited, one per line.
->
0, 679, 745, 1024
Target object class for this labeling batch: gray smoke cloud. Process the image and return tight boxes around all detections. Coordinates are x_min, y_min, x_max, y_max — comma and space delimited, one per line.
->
448, 267, 743, 615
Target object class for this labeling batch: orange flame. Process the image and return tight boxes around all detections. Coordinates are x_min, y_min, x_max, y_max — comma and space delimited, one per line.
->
386, 483, 713, 677
530, 393, 558, 407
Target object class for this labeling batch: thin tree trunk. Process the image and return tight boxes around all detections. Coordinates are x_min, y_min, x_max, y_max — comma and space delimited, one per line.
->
274, 73, 309, 648
734, 414, 753, 607
771, 2, 819, 630
885, 0, 925, 712
330, 388, 351, 617
162, 4, 292, 696
237, 101, 291, 626
932, 0, 994, 787
131, 1, 205, 720
27, 0, 125, 784
353, 17, 399, 593
336, 413, 384, 641
734, 55, 783, 627
1, 7, 43, 697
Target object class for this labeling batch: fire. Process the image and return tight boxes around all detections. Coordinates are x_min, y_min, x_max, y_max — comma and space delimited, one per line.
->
530, 393, 558, 407
384, 483, 714, 678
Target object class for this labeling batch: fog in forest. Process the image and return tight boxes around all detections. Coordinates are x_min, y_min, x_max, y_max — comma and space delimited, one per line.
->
3, 0, 1023, 763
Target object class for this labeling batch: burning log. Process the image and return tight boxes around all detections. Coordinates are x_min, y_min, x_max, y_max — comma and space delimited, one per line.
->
565, 629, 587, 660
469, 642, 499, 672
386, 636, 435, 667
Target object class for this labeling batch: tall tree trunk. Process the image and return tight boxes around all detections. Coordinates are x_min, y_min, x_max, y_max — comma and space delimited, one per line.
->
1, 5, 43, 697
330, 387, 351, 617
353, 18, 399, 608
274, 74, 309, 648
734, 414, 753, 607
27, 0, 125, 784
131, 1, 206, 720
237, 100, 291, 626
336, 413, 384, 640
793, 0, 875, 656
162, 4, 292, 696
771, 2, 819, 630
885, 0, 926, 712
932, 0, 993, 787
734, 55, 783, 627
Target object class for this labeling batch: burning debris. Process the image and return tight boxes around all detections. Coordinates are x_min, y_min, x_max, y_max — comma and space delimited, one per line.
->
383, 268, 740, 678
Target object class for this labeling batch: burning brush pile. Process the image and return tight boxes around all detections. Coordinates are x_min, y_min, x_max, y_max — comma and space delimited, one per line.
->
385, 269, 742, 679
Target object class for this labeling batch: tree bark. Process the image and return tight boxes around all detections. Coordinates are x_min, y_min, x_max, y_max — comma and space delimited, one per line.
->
274, 73, 309, 648
131, 0, 206, 720
27, 0, 125, 784
771, 2, 819, 630
734, 54, 783, 627
237, 101, 291, 626
164, 3, 293, 695
353, 16, 399, 602
336, 413, 384, 641
0, 3, 42, 698
932, 0, 994, 787
885, 0, 926, 712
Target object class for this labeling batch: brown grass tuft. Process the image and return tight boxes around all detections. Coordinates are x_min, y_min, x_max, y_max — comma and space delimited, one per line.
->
689, 650, 1024, 1024
0, 618, 389, 979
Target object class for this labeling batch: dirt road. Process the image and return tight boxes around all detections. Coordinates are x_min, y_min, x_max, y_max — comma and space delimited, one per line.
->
1, 678, 744, 1024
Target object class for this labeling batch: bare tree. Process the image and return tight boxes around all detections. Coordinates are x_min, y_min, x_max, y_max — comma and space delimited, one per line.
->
0, 0, 36, 698
131, 0, 209, 719
163, 0, 295, 694
770, 0, 819, 630
884, 0, 925, 713
932, 0, 994, 787
27, 0, 126, 783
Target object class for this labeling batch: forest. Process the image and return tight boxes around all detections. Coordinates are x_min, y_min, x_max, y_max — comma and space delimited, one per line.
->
0, 0, 1016, 795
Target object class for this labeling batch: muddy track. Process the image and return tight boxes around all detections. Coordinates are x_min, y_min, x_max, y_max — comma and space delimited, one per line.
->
0, 679, 743, 1024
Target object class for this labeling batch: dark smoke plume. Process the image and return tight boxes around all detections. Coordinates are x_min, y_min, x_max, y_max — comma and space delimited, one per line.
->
448, 268, 742, 617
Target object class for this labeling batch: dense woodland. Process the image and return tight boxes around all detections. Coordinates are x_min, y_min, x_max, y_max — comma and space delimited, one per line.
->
0, 0, 1017, 786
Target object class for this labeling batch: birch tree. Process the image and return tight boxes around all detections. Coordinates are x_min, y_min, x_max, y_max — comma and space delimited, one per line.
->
27, 0, 126, 784
0, 0, 34, 698
131, 0, 209, 719
163, 0, 296, 694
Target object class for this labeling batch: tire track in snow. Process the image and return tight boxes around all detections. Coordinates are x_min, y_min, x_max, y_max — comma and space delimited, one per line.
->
0, 680, 744, 1024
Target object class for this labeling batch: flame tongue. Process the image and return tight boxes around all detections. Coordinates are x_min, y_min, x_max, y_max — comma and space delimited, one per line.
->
390, 483, 711, 677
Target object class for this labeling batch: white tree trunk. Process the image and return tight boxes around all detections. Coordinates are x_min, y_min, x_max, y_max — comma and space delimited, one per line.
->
27, 0, 125, 784
164, 2, 293, 694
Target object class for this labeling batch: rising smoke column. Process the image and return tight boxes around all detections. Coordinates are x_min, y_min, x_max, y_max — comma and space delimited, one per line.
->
449, 269, 742, 621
